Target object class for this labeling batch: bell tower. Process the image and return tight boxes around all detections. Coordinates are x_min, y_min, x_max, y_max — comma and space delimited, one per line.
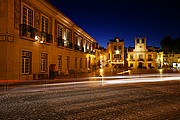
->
133, 37, 147, 52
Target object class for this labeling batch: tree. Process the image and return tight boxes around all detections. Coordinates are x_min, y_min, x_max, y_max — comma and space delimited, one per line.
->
160, 36, 174, 54
174, 37, 180, 53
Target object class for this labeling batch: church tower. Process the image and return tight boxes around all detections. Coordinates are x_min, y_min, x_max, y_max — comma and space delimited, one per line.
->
133, 37, 148, 52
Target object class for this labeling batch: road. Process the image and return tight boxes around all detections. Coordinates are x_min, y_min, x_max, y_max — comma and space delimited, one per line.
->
0, 74, 180, 120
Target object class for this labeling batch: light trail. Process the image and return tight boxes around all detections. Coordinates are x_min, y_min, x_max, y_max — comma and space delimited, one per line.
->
104, 76, 180, 85
90, 73, 180, 79
41, 73, 180, 87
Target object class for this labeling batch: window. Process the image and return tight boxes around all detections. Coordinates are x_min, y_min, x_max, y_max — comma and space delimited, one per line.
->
75, 36, 78, 44
130, 63, 133, 68
148, 55, 152, 59
66, 56, 70, 70
57, 24, 63, 39
75, 57, 77, 69
22, 51, 31, 74
57, 55, 62, 70
80, 58, 82, 69
41, 16, 48, 32
66, 29, 71, 42
137, 39, 139, 43
114, 46, 117, 50
148, 63, 152, 68
41, 53, 47, 72
22, 5, 33, 26
142, 38, 144, 43
114, 54, 121, 59
118, 46, 122, 50
130, 55, 133, 59
139, 54, 143, 59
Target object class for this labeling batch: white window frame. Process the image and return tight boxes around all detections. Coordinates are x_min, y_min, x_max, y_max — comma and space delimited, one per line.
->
22, 51, 31, 74
41, 53, 47, 73
57, 24, 63, 39
41, 15, 49, 33
21, 3, 34, 26
66, 29, 71, 41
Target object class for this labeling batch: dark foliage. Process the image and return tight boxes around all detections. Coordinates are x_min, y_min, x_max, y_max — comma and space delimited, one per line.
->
160, 36, 180, 54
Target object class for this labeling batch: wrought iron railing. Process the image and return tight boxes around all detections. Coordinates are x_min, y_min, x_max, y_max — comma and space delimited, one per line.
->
57, 38, 64, 46
40, 31, 53, 43
20, 24, 38, 39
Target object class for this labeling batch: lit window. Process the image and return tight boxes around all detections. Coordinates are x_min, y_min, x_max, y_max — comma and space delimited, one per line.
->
139, 54, 143, 59
41, 53, 47, 72
57, 24, 63, 39
41, 16, 48, 32
22, 5, 33, 26
130, 55, 133, 59
22, 51, 31, 74
66, 29, 71, 41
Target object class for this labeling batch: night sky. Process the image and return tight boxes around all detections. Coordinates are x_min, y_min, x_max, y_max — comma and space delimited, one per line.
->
48, 0, 180, 48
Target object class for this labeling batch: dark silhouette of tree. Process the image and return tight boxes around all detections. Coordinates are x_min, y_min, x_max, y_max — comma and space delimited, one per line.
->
160, 36, 173, 53
174, 37, 180, 53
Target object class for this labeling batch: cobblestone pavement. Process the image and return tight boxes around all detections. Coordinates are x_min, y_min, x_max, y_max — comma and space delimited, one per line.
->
0, 80, 179, 120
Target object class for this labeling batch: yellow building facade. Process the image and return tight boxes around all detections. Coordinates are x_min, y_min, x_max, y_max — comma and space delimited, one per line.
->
0, 0, 99, 80
127, 37, 158, 69
163, 53, 180, 69
106, 37, 124, 69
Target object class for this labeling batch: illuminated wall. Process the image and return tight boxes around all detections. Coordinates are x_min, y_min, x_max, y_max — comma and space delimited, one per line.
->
106, 37, 124, 69
0, 0, 98, 80
127, 37, 158, 69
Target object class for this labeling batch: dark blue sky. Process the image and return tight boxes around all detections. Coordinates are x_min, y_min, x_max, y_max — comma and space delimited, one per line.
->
48, 0, 180, 48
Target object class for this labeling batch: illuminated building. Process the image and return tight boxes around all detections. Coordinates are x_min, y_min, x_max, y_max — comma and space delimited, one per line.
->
127, 37, 161, 69
0, 0, 99, 80
163, 53, 180, 69
106, 37, 124, 69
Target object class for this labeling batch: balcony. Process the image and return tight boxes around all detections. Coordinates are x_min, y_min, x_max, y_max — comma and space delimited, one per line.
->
66, 41, 73, 49
57, 38, 64, 47
74, 44, 80, 50
40, 31, 53, 44
20, 24, 38, 39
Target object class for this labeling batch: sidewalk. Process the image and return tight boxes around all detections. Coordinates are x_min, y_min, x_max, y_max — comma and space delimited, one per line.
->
0, 72, 97, 88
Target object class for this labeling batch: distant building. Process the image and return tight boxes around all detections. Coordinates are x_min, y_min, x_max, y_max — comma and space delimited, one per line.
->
106, 37, 124, 69
163, 53, 180, 69
127, 37, 161, 69
0, 0, 100, 80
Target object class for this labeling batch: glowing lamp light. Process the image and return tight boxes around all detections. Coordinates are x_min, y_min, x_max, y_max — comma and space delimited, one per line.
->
115, 50, 120, 54
35, 36, 39, 41
40, 40, 44, 43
